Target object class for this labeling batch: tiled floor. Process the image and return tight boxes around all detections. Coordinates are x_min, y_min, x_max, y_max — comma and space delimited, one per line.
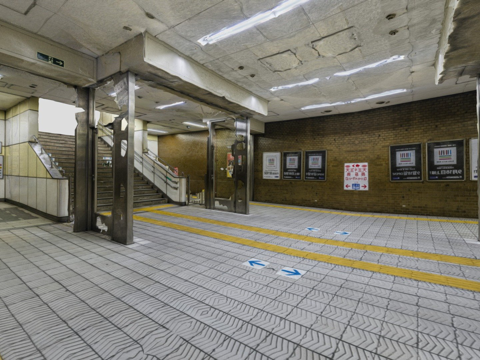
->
1, 202, 480, 360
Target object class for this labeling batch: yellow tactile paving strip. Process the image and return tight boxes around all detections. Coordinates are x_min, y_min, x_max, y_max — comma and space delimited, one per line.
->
148, 210, 480, 268
133, 214, 480, 293
99, 204, 175, 216
252, 202, 477, 224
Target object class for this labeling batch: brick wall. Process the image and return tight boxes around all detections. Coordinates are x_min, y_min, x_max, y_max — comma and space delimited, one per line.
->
254, 92, 478, 218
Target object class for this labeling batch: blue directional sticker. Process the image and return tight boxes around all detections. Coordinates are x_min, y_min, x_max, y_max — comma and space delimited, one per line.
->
277, 267, 306, 279
243, 259, 269, 269
306, 227, 320, 232
335, 231, 351, 236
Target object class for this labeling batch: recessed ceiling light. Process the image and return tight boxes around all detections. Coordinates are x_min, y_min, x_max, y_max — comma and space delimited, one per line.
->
301, 89, 408, 110
270, 78, 319, 92
183, 122, 207, 128
334, 55, 405, 77
198, 0, 311, 45
149, 129, 168, 134
108, 85, 140, 97
156, 101, 186, 110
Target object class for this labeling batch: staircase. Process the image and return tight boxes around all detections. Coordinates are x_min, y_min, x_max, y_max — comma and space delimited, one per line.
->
38, 132, 167, 212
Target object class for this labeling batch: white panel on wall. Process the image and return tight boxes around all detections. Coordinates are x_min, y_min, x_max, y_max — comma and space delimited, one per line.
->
57, 179, 69, 217
19, 111, 29, 143
28, 111, 39, 140
46, 179, 58, 216
11, 176, 20, 201
37, 178, 47, 213
0, 119, 5, 144
148, 139, 158, 156
0, 179, 5, 199
11, 115, 20, 145
5, 118, 11, 146
27, 178, 37, 208
5, 176, 11, 199
19, 177, 28, 204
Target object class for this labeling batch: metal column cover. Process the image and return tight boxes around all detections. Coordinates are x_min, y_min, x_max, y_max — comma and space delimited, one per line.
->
74, 87, 96, 232
233, 118, 250, 214
112, 72, 135, 245
205, 121, 215, 210
477, 76, 480, 240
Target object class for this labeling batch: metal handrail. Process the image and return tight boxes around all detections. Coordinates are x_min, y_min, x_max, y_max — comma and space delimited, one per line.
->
29, 135, 67, 177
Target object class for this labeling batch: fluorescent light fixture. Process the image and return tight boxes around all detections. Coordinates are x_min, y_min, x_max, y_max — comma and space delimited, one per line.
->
334, 55, 405, 77
156, 101, 186, 110
301, 89, 408, 110
270, 78, 319, 92
183, 122, 207, 128
109, 85, 140, 97
198, 0, 310, 45
149, 129, 168, 134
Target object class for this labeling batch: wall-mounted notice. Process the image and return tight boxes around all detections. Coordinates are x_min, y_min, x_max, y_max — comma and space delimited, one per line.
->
0, 155, 3, 179
389, 143, 422, 182
344, 163, 368, 190
427, 139, 465, 181
283, 151, 302, 180
227, 152, 234, 178
304, 150, 327, 181
470, 138, 478, 181
263, 152, 281, 179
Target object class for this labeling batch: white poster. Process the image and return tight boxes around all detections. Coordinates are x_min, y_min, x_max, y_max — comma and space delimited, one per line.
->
263, 152, 281, 179
309, 155, 322, 169
396, 150, 416, 167
434, 147, 457, 165
344, 163, 368, 191
471, 138, 478, 181
286, 156, 298, 169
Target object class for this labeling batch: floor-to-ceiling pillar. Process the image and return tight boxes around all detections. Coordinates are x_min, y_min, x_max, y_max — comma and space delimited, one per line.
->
477, 75, 480, 240
74, 88, 96, 232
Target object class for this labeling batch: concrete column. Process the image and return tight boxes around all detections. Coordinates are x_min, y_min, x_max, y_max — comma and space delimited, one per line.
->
74, 88, 96, 232
134, 119, 148, 154
477, 76, 480, 240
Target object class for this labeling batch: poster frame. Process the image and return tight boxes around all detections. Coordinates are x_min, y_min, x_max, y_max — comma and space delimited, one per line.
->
282, 151, 303, 180
388, 142, 423, 182
426, 139, 465, 182
304, 150, 327, 181
470, 138, 478, 181
262, 152, 281, 180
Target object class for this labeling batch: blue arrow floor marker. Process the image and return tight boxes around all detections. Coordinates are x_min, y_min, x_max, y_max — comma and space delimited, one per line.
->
243, 259, 269, 269
306, 227, 320, 232
334, 231, 351, 236
277, 267, 306, 279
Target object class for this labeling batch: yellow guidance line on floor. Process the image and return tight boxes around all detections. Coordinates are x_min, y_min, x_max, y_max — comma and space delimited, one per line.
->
133, 215, 480, 293
99, 204, 175, 217
252, 203, 477, 225
149, 210, 480, 268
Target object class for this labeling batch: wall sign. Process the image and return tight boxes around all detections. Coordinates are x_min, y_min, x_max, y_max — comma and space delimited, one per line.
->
263, 152, 281, 179
389, 143, 422, 182
282, 151, 302, 180
427, 139, 465, 181
344, 163, 368, 190
227, 152, 234, 178
304, 150, 327, 181
0, 155, 3, 179
470, 138, 478, 181
37, 52, 65, 67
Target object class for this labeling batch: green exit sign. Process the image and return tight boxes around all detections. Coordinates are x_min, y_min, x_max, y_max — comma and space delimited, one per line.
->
37, 52, 65, 67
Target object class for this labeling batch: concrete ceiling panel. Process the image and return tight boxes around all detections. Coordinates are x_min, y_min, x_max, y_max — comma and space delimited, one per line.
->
312, 27, 361, 58
303, 0, 365, 24
155, 30, 215, 65
259, 51, 302, 72
0, 91, 27, 110
313, 12, 350, 38
0, 4, 53, 33
0, 0, 35, 14
36, 0, 68, 12
255, 8, 311, 41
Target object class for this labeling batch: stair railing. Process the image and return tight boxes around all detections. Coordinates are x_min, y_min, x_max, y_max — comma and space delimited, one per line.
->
97, 123, 188, 204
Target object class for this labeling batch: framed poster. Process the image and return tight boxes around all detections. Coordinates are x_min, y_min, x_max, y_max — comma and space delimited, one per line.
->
427, 139, 465, 181
283, 151, 302, 180
344, 163, 368, 190
227, 152, 234, 178
389, 143, 422, 182
304, 150, 327, 181
470, 138, 478, 181
263, 152, 281, 179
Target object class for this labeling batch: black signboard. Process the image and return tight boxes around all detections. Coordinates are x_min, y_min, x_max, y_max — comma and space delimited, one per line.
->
37, 52, 65, 67
304, 150, 327, 181
389, 143, 422, 182
282, 151, 302, 180
427, 139, 465, 181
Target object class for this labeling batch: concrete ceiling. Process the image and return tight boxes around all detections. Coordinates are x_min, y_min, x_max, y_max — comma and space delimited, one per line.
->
0, 0, 476, 123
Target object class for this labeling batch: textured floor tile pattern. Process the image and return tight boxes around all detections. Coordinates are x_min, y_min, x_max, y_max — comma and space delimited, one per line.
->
0, 203, 480, 359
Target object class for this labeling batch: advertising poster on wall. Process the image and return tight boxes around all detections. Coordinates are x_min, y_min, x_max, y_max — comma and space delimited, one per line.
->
470, 138, 478, 181
344, 163, 368, 190
226, 152, 234, 178
283, 151, 302, 180
389, 143, 422, 182
304, 150, 327, 181
427, 139, 465, 181
263, 152, 281, 179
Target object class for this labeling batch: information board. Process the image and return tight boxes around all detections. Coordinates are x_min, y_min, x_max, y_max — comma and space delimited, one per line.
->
389, 143, 422, 182
263, 152, 281, 179
427, 139, 465, 181
470, 138, 478, 181
344, 163, 368, 190
0, 155, 3, 179
282, 151, 302, 180
304, 150, 327, 181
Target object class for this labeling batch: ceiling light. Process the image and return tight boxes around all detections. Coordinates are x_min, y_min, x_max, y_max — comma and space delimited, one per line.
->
183, 122, 207, 128
156, 101, 186, 110
0, 74, 3, 80
198, 0, 310, 45
334, 55, 405, 77
270, 78, 319, 92
301, 89, 408, 110
108, 85, 140, 97
149, 129, 168, 134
